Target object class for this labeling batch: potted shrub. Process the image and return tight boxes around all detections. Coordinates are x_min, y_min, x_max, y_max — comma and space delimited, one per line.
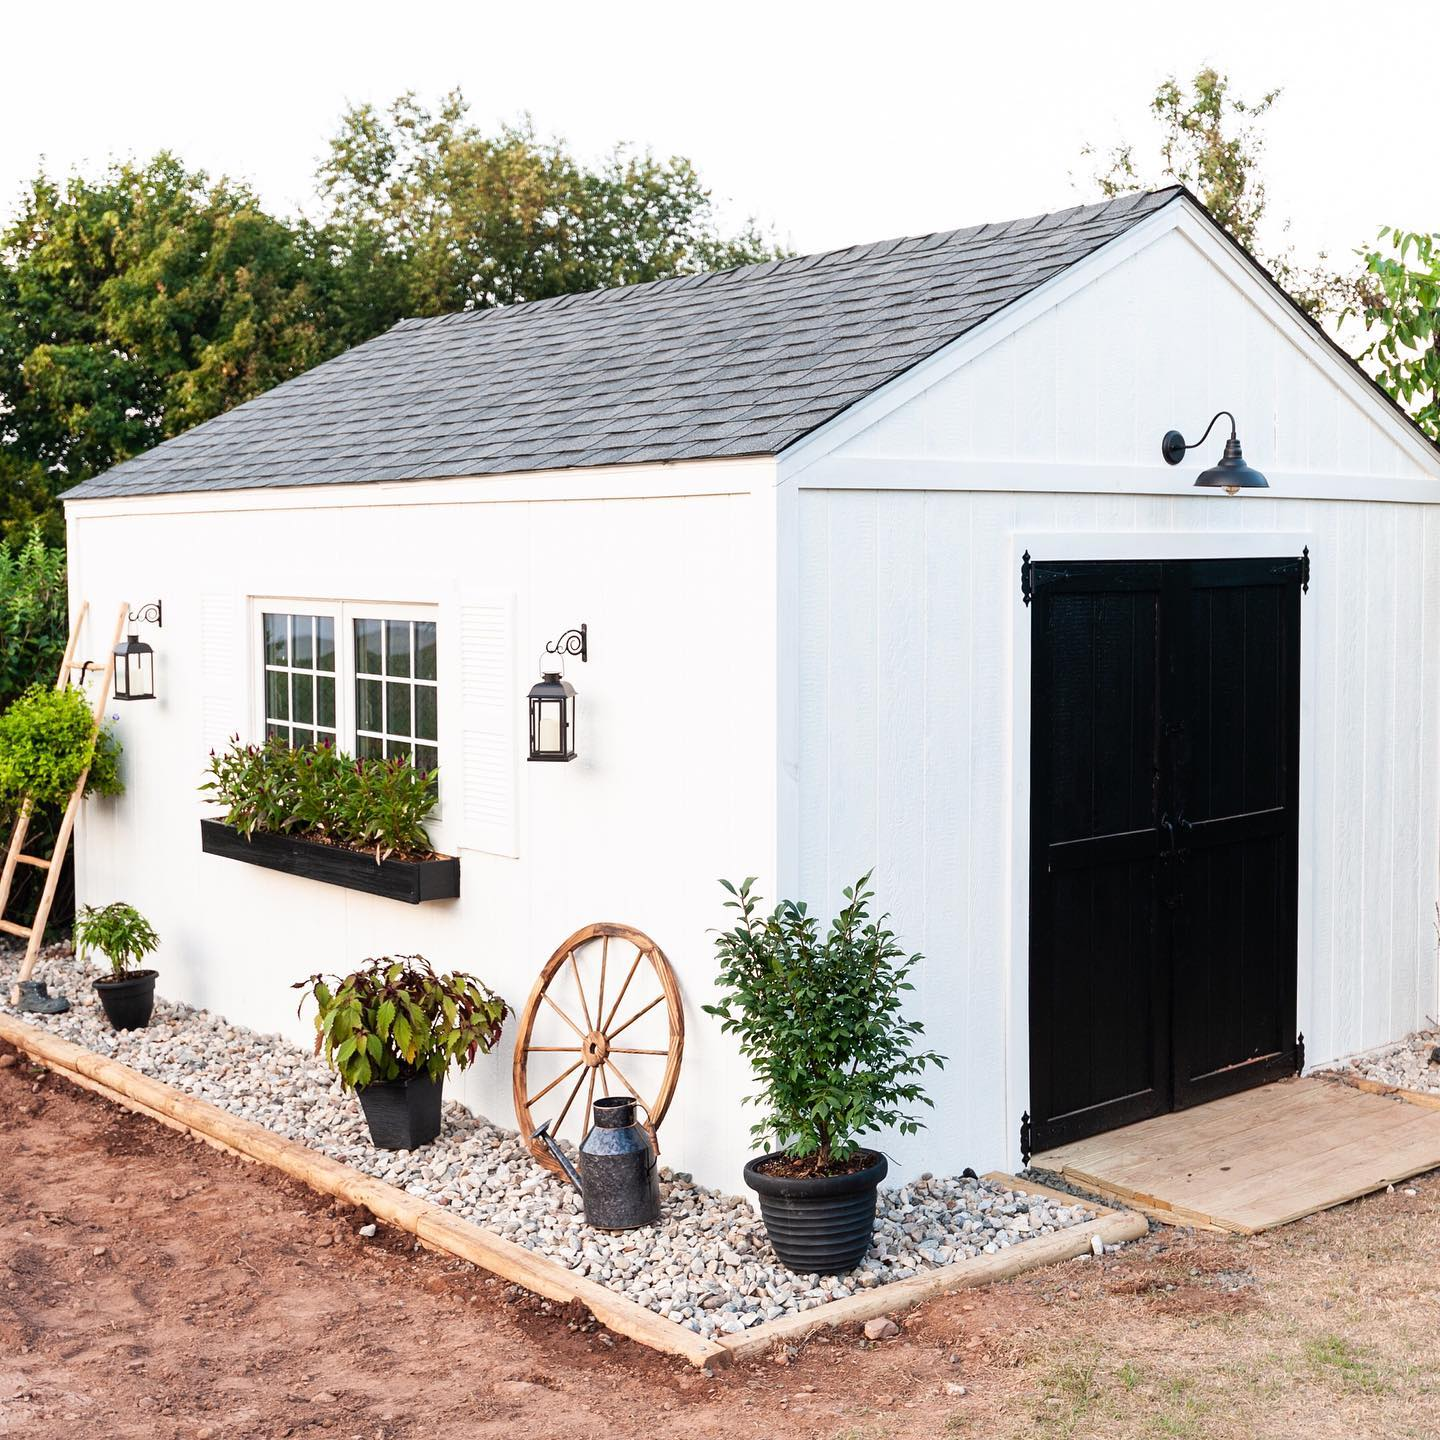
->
200, 737, 458, 903
295, 955, 508, 1149
74, 902, 160, 1030
706, 873, 945, 1275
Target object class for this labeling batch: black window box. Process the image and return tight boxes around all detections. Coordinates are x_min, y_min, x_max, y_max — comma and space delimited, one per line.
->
200, 819, 460, 904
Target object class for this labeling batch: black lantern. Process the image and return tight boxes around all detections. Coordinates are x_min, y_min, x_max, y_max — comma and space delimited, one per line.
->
528, 671, 576, 761
528, 623, 586, 762
113, 600, 161, 702
1162, 411, 1268, 495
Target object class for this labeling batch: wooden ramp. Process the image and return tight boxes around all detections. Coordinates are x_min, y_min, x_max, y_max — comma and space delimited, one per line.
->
1035, 1076, 1440, 1233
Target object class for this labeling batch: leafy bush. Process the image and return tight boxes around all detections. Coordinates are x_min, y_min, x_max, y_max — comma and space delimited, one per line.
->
200, 735, 438, 861
0, 527, 67, 712
294, 955, 508, 1091
705, 873, 945, 1176
0, 685, 123, 815
74, 901, 159, 978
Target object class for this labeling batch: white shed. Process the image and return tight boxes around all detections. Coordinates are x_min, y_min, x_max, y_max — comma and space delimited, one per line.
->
61, 185, 1440, 1189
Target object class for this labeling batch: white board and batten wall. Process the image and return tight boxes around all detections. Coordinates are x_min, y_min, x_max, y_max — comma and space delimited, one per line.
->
67, 194, 1440, 1187
777, 200, 1440, 1178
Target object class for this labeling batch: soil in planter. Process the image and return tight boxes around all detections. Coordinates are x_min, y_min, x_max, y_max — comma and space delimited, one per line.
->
753, 1149, 878, 1181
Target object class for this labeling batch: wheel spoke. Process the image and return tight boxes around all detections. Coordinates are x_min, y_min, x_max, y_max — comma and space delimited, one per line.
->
542, 991, 585, 1038
582, 1066, 596, 1135
600, 944, 647, 1032
569, 949, 594, 1032
526, 1059, 583, 1107
596, 935, 609, 1037
607, 992, 665, 1042
527, 1046, 581, 1053
552, 1068, 588, 1137
609, 1047, 668, 1055
605, 1054, 646, 1105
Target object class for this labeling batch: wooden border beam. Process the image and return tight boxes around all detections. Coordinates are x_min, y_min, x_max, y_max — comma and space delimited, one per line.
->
0, 1014, 1145, 1367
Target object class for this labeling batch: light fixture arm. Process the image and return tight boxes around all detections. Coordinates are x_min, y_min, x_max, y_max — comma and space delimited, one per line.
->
544, 623, 588, 664
128, 599, 163, 629
1162, 412, 1237, 466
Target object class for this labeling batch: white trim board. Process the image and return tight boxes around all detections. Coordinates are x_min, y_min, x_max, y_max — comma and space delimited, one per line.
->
62, 457, 772, 521
797, 459, 1440, 505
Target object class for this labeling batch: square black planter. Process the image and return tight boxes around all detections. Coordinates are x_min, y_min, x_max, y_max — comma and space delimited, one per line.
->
356, 1074, 444, 1149
200, 819, 460, 904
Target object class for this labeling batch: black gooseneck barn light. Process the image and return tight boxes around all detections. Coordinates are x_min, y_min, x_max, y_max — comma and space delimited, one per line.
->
527, 624, 587, 762
112, 600, 162, 702
1161, 411, 1268, 495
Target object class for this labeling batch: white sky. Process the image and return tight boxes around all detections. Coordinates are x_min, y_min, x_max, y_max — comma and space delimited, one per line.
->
3, 0, 1433, 273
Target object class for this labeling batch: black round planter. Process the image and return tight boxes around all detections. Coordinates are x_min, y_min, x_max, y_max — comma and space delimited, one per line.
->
356, 1073, 444, 1150
743, 1149, 887, 1275
92, 970, 158, 1030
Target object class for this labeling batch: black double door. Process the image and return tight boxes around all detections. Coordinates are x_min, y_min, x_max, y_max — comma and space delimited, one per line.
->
1027, 556, 1302, 1155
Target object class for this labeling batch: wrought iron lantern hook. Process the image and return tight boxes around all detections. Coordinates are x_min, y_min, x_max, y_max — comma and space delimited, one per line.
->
544, 623, 587, 664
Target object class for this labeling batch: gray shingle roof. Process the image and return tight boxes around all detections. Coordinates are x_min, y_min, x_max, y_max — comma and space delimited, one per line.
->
64, 188, 1184, 500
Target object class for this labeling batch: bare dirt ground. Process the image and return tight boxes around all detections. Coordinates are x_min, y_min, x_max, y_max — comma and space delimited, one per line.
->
3, 1041, 1439, 1440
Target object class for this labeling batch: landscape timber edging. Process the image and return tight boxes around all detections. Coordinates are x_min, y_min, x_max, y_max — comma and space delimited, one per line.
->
0, 1012, 1145, 1367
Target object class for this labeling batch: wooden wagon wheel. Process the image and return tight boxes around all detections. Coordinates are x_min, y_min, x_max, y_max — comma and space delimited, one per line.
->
513, 922, 684, 1174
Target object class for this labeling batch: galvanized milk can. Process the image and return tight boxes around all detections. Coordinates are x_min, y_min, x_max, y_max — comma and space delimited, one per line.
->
533, 1095, 661, 1230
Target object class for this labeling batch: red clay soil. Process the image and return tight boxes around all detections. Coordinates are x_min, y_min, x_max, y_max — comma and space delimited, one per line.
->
3, 1038, 1438, 1440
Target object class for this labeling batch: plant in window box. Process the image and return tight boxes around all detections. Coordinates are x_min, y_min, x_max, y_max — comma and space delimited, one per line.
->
294, 956, 508, 1149
705, 873, 945, 1275
198, 737, 458, 903
73, 901, 160, 1030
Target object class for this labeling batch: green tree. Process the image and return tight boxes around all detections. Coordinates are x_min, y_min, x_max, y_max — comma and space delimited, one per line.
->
1348, 228, 1440, 440
0, 525, 67, 710
0, 155, 332, 535
1082, 67, 1343, 318
1086, 67, 1278, 252
316, 91, 784, 333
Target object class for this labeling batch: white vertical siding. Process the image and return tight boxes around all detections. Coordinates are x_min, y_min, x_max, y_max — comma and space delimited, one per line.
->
789, 221, 1440, 1177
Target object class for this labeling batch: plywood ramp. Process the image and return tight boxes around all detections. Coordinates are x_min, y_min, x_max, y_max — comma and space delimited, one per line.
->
1035, 1076, 1440, 1234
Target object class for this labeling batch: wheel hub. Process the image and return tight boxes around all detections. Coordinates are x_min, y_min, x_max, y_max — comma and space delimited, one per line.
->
582, 1031, 609, 1066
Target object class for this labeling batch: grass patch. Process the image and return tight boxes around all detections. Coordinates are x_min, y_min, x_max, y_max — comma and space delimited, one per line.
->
1303, 1334, 1391, 1395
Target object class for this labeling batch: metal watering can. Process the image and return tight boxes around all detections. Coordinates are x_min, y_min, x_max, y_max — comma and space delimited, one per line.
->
533, 1095, 661, 1230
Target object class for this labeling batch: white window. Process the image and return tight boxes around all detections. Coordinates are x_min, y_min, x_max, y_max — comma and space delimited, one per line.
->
262, 612, 338, 748
353, 616, 438, 773
254, 601, 439, 774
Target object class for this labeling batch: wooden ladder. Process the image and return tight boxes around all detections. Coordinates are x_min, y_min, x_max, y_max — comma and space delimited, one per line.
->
2, 601, 128, 1003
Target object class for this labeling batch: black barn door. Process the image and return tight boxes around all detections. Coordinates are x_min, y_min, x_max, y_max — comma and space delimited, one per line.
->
1027, 556, 1302, 1155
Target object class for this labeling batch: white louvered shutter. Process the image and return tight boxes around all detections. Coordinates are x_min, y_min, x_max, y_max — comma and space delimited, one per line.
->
458, 594, 518, 857
199, 594, 245, 750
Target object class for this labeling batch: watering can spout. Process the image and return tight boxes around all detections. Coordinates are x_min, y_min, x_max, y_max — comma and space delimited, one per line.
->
531, 1119, 583, 1192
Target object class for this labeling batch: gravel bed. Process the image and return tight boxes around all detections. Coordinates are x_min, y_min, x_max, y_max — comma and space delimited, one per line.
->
6, 945, 1101, 1338
1328, 1027, 1440, 1095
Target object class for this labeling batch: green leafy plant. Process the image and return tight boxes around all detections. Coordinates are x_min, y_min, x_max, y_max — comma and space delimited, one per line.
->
0, 527, 67, 709
73, 901, 159, 978
200, 735, 438, 861
705, 873, 945, 1176
294, 955, 508, 1091
1347, 228, 1440, 440
0, 684, 122, 816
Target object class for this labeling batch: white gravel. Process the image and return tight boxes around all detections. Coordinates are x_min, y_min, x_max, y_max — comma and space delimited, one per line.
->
6, 944, 1100, 1338
1329, 1026, 1440, 1095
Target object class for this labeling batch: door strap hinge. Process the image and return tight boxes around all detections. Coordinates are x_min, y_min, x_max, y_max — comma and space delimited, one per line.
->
1021, 551, 1033, 606
1295, 1032, 1306, 1074
1019, 1110, 1033, 1166
1300, 546, 1310, 594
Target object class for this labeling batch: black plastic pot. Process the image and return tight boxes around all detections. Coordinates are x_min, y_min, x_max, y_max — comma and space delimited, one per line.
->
93, 970, 158, 1030
743, 1149, 887, 1275
356, 1073, 444, 1150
